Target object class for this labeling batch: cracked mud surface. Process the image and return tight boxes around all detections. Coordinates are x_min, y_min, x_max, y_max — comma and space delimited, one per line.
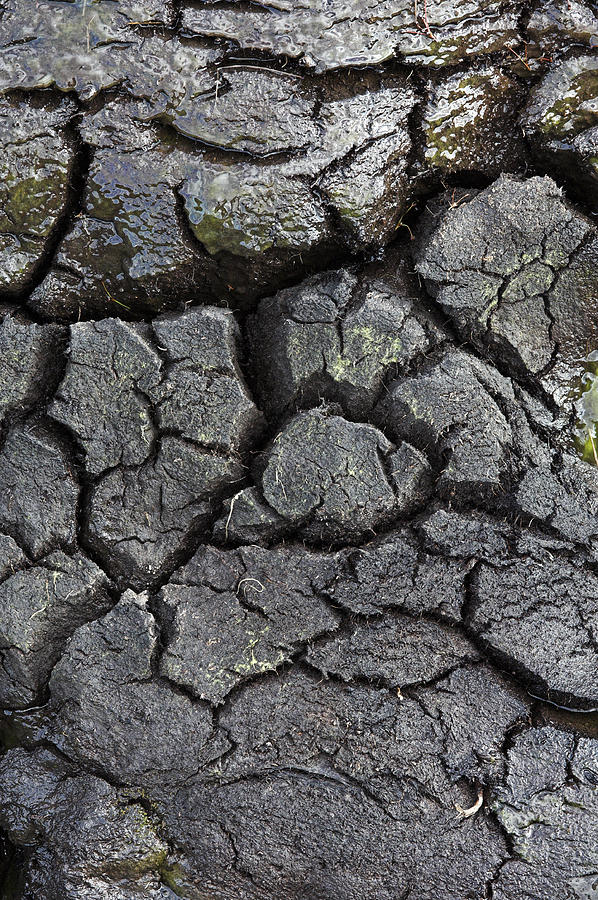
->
3, 3, 598, 899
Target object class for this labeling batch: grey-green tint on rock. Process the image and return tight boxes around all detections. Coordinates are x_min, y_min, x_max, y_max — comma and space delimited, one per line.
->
19, 65, 417, 317
421, 65, 525, 176
0, 98, 76, 296
182, 0, 519, 72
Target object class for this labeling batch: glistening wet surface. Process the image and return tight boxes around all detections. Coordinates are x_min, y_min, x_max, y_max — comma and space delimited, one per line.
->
2, 2, 598, 899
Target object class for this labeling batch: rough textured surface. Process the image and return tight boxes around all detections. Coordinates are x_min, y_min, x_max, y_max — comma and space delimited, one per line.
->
0, 310, 65, 427
84, 437, 245, 588
468, 553, 598, 707
0, 424, 79, 558
377, 348, 526, 501
248, 251, 443, 420
158, 544, 338, 703
0, 747, 173, 900
0, 97, 77, 297
307, 613, 480, 687
4, 5, 598, 898
491, 727, 598, 899
415, 176, 598, 404
522, 54, 598, 205
0, 552, 111, 709
47, 591, 224, 790
420, 66, 525, 177
25, 73, 418, 318
227, 408, 434, 543
164, 667, 521, 900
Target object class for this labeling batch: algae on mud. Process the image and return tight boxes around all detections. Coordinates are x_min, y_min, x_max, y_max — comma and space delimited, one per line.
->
4, 0, 598, 898
573, 351, 598, 464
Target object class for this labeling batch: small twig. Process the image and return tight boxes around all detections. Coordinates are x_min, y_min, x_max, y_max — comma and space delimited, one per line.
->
213, 70, 221, 110
86, 13, 97, 53
449, 189, 470, 210
508, 45, 531, 71
455, 790, 484, 820
395, 202, 417, 239
237, 577, 265, 596
224, 491, 240, 540
102, 281, 131, 311
216, 64, 303, 79
413, 0, 435, 39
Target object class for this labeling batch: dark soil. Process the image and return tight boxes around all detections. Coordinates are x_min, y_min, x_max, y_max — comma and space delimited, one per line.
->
2, 2, 598, 898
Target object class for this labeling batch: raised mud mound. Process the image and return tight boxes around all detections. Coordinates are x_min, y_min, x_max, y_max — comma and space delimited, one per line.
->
3, 3, 598, 899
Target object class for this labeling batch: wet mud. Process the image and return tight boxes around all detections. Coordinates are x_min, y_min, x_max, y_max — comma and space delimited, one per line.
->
2, 1, 598, 898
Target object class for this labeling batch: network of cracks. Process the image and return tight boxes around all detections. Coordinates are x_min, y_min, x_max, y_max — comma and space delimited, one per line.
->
3, 1, 598, 898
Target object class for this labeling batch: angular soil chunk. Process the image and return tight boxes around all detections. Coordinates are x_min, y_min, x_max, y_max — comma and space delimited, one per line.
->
513, 453, 598, 546
30, 76, 417, 317
55, 309, 262, 587
85, 437, 244, 588
0, 747, 172, 899
416, 664, 527, 781
0, 97, 76, 296
29, 119, 211, 320
0, 424, 79, 557
468, 554, 598, 706
256, 409, 432, 542
377, 349, 515, 501
0, 2, 213, 102
0, 534, 27, 582
212, 486, 288, 546
51, 308, 262, 478
522, 55, 598, 204
158, 544, 338, 703
420, 66, 525, 177
0, 311, 65, 428
165, 669, 513, 899
526, 0, 598, 61
248, 253, 442, 420
317, 130, 412, 245
50, 319, 163, 476
491, 727, 598, 899
0, 551, 111, 708
178, 78, 416, 291
152, 308, 264, 452
331, 528, 467, 621
418, 508, 514, 560
47, 591, 225, 790
415, 176, 598, 401
307, 613, 479, 687
183, 0, 519, 72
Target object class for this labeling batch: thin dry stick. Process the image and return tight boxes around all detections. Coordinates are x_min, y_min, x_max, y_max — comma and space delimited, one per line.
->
414, 0, 434, 39
455, 790, 484, 820
86, 13, 97, 53
217, 64, 303, 79
102, 280, 131, 311
508, 45, 531, 71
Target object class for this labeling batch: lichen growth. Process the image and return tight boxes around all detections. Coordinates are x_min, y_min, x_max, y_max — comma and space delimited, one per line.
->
573, 351, 598, 465
539, 66, 598, 137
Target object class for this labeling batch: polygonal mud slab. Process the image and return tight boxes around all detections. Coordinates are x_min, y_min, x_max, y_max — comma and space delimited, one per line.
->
414, 175, 598, 406
0, 98, 77, 298
182, 0, 520, 72
27, 73, 418, 317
